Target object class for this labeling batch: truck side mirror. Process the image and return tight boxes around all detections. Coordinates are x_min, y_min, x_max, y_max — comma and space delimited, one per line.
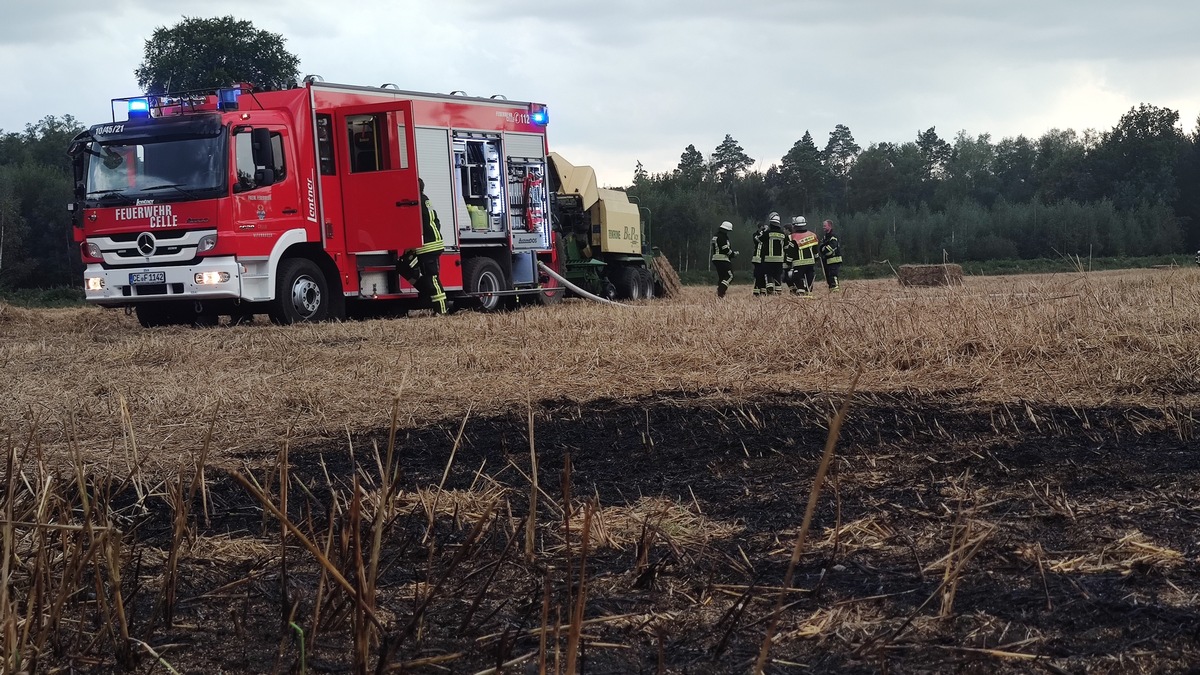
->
71, 158, 86, 199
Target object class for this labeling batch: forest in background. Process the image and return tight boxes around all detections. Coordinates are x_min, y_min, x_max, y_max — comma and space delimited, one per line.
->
628, 104, 1200, 273
2, 103, 1200, 289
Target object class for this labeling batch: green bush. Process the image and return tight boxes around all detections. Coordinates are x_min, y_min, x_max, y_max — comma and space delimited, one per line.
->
0, 286, 86, 308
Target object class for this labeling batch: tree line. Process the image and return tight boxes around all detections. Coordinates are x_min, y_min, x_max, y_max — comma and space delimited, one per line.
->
629, 104, 1200, 272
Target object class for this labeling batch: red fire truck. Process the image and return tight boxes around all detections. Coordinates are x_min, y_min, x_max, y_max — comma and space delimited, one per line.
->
68, 79, 564, 326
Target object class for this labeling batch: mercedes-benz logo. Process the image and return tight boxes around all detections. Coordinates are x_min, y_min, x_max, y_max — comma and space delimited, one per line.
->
136, 232, 157, 257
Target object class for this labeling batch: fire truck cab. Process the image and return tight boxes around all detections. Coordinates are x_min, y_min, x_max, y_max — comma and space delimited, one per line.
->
69, 80, 563, 326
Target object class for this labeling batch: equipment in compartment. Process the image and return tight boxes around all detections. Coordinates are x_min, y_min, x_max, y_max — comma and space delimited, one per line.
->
506, 160, 549, 248
453, 135, 505, 235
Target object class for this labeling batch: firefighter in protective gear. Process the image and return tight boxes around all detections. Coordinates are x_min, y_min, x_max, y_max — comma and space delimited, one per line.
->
397, 178, 448, 314
820, 219, 843, 292
710, 221, 737, 298
785, 216, 819, 296
761, 215, 787, 294
752, 214, 774, 296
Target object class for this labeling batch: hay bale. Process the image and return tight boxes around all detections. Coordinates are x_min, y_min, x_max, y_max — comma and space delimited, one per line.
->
897, 263, 964, 287
650, 254, 683, 298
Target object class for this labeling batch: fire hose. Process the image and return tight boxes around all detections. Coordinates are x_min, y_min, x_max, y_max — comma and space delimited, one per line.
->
536, 261, 629, 308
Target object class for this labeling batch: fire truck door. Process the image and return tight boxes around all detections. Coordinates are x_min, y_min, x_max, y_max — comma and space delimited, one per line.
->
334, 102, 421, 254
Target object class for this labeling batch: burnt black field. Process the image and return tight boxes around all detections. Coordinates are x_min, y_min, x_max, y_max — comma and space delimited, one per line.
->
26, 392, 1197, 673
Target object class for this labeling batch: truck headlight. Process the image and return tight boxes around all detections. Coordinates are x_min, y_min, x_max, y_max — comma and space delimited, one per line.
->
84, 242, 102, 259
198, 234, 218, 252
85, 277, 104, 291
195, 271, 230, 285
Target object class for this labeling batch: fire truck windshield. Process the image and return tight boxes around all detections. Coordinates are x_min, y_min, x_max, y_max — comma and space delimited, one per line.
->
83, 134, 227, 206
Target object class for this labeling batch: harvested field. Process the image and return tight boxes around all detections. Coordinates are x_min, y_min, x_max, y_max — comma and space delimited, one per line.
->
2, 268, 1199, 673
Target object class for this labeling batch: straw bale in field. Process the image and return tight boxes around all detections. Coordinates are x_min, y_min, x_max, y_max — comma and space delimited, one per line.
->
651, 255, 683, 297
898, 263, 964, 287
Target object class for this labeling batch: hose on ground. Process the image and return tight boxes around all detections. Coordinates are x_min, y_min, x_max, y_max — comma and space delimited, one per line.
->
537, 262, 628, 308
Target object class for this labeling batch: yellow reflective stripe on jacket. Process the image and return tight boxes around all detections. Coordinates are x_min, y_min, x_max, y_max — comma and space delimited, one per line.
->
764, 232, 787, 263
711, 233, 732, 262
414, 199, 445, 255
825, 255, 843, 264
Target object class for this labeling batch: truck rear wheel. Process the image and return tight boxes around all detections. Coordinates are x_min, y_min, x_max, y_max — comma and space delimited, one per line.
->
270, 258, 329, 324
463, 257, 508, 312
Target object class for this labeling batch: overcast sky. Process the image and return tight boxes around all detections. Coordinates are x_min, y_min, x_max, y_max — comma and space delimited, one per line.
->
4, 0, 1199, 185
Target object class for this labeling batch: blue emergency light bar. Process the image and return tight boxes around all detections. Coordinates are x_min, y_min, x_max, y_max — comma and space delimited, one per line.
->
128, 98, 150, 118
530, 104, 549, 126
217, 87, 242, 111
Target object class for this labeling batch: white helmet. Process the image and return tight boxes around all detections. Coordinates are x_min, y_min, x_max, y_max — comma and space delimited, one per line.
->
720, 221, 733, 231
792, 216, 807, 227
768, 212, 780, 224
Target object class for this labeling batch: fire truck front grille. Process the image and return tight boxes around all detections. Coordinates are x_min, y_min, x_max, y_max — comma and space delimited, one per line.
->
88, 229, 215, 267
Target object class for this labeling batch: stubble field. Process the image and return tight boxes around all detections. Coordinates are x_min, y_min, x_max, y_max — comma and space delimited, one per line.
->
1, 267, 1199, 673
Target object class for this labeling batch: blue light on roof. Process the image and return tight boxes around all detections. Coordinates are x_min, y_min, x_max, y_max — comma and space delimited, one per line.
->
531, 107, 549, 125
217, 87, 242, 111
128, 98, 150, 118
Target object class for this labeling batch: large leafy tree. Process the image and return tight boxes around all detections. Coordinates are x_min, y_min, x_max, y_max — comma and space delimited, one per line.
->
994, 135, 1036, 204
938, 132, 998, 207
1033, 128, 1089, 203
0, 169, 31, 287
1094, 103, 1185, 210
135, 16, 301, 94
0, 116, 83, 288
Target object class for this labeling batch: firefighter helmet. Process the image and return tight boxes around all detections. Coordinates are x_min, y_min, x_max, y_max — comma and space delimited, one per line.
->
792, 216, 807, 227
720, 221, 733, 231
768, 212, 780, 224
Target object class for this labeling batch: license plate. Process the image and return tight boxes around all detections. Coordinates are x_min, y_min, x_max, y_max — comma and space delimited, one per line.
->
129, 271, 166, 285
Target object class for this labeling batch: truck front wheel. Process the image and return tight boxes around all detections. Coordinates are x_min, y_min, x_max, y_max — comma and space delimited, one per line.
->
270, 258, 329, 324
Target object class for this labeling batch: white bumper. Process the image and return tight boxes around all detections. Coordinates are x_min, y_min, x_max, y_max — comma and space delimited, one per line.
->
83, 256, 244, 304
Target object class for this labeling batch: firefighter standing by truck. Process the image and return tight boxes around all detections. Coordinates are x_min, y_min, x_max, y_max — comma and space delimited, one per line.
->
785, 216, 819, 296
396, 178, 448, 314
710, 220, 737, 298
820, 219, 843, 292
